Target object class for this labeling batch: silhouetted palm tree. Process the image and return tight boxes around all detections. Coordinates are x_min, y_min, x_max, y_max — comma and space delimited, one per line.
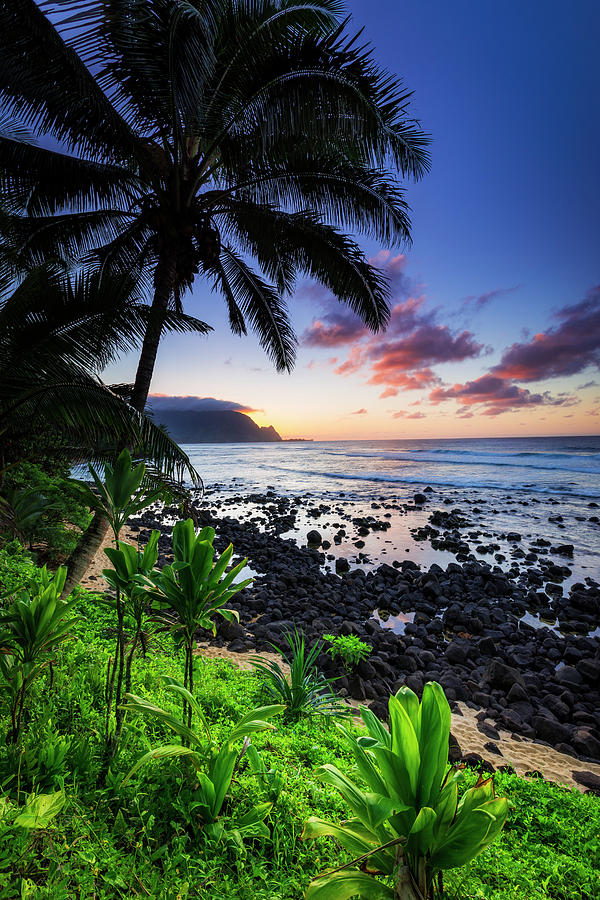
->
0, 0, 430, 582
0, 264, 206, 587
0, 0, 430, 413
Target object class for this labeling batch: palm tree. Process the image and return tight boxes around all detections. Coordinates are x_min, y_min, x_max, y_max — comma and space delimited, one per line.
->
0, 0, 429, 408
0, 0, 430, 576
0, 263, 206, 588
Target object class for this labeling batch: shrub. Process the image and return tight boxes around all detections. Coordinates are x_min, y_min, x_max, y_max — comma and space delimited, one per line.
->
122, 676, 284, 846
303, 681, 509, 899
146, 519, 251, 727
1, 462, 91, 560
0, 566, 80, 742
252, 629, 348, 721
323, 633, 372, 671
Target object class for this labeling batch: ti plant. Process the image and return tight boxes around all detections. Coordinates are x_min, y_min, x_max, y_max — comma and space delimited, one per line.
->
83, 449, 163, 543
252, 628, 347, 721
80, 449, 162, 750
122, 676, 284, 846
0, 567, 79, 742
146, 519, 251, 728
103, 529, 160, 705
303, 682, 509, 899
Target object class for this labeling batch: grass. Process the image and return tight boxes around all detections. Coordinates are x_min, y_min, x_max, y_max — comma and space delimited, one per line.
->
0, 578, 598, 899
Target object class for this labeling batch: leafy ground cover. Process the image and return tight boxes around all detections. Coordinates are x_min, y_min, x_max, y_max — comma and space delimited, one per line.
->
0, 574, 598, 899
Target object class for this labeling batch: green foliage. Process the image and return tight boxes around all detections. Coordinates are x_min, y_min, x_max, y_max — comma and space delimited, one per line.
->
12, 791, 66, 830
0, 487, 57, 544
1, 462, 91, 560
80, 450, 164, 750
147, 519, 251, 726
0, 541, 37, 598
0, 566, 80, 742
82, 449, 163, 542
122, 676, 284, 846
252, 629, 347, 722
0, 555, 598, 899
323, 633, 372, 671
303, 683, 509, 899
103, 528, 160, 697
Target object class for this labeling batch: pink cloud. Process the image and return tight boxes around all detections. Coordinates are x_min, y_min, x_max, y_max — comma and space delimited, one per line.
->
430, 375, 578, 416
350, 408, 368, 415
366, 326, 483, 387
301, 310, 368, 348
492, 286, 600, 383
379, 387, 398, 399
392, 410, 426, 419
334, 345, 365, 376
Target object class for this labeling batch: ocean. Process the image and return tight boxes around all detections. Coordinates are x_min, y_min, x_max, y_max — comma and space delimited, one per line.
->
182, 435, 600, 588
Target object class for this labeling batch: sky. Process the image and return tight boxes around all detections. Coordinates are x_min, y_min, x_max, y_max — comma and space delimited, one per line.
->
107, 0, 600, 440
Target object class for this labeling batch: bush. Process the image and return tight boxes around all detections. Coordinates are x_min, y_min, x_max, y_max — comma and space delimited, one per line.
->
1, 462, 91, 560
323, 633, 372, 671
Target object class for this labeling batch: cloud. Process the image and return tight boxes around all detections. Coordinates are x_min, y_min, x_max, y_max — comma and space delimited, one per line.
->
350, 408, 368, 415
303, 250, 484, 394
492, 285, 600, 383
334, 345, 365, 376
577, 380, 598, 390
429, 376, 578, 417
301, 309, 369, 347
148, 395, 262, 414
366, 327, 483, 387
392, 410, 426, 419
461, 285, 520, 313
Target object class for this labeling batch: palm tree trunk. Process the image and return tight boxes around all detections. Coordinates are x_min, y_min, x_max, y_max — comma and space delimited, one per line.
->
63, 508, 111, 596
63, 254, 177, 593
130, 255, 177, 413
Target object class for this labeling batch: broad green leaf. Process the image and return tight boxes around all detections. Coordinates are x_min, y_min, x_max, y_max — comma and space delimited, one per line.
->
14, 791, 65, 829
122, 745, 199, 786
306, 869, 395, 899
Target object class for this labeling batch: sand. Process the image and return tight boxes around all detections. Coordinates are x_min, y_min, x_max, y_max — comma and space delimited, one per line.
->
84, 534, 600, 793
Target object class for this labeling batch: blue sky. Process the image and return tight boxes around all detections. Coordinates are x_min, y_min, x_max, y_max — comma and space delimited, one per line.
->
108, 0, 600, 438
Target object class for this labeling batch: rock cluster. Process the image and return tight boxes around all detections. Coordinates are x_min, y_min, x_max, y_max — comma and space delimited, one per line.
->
131, 492, 600, 763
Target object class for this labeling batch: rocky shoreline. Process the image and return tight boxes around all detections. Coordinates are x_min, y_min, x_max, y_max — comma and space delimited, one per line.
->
129, 488, 600, 766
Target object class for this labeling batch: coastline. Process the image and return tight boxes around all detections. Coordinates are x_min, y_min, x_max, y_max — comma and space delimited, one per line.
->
84, 486, 600, 792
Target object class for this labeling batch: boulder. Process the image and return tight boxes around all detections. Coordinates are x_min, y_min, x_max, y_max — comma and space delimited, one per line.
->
572, 728, 600, 760
483, 658, 526, 692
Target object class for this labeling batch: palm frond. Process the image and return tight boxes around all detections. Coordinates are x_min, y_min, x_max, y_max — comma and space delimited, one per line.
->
0, 0, 140, 161
215, 247, 296, 371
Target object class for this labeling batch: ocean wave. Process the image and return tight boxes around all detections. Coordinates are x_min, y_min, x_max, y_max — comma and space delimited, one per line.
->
324, 449, 600, 475
256, 463, 600, 498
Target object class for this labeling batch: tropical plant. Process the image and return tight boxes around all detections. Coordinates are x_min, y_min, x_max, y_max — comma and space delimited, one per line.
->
146, 519, 251, 728
323, 633, 372, 672
0, 566, 80, 742
122, 676, 284, 845
0, 1, 429, 392
3, 790, 66, 831
103, 528, 160, 698
0, 264, 204, 482
252, 628, 346, 721
303, 682, 510, 899
0, 0, 430, 575
77, 450, 163, 748
0, 488, 57, 546
0, 262, 203, 587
